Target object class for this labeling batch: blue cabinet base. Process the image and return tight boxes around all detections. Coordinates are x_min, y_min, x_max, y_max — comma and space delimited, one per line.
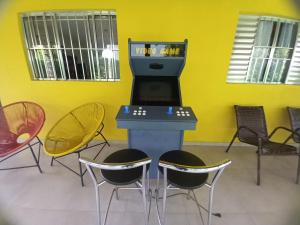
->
128, 129, 183, 177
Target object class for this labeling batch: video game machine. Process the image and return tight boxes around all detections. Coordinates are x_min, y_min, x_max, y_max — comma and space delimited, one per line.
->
116, 39, 197, 177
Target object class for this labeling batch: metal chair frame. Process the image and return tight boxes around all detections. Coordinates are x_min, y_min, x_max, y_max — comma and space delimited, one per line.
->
0, 136, 43, 173
50, 123, 110, 186
79, 156, 152, 225
155, 159, 231, 225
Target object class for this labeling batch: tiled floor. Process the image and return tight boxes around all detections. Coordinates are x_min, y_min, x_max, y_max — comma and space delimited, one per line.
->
0, 143, 299, 225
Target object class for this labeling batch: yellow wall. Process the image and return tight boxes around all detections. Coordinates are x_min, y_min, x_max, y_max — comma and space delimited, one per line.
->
1, 0, 300, 142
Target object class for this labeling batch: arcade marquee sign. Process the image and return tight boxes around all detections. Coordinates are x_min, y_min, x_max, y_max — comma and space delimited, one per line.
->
131, 43, 186, 57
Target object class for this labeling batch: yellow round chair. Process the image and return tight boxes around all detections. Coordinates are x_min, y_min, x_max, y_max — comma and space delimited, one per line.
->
44, 102, 109, 186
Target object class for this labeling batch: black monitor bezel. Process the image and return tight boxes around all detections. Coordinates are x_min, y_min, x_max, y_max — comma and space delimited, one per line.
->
131, 76, 182, 106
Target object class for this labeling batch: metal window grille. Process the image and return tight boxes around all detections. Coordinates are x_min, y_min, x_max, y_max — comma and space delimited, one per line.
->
21, 11, 120, 81
227, 15, 300, 84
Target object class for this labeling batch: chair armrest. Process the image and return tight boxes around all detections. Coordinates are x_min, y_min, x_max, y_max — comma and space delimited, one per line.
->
158, 159, 231, 174
238, 126, 260, 137
268, 126, 300, 140
79, 156, 151, 170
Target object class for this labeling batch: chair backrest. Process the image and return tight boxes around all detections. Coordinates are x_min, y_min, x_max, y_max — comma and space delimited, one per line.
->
0, 101, 45, 146
44, 102, 104, 156
79, 156, 151, 186
287, 107, 300, 143
234, 105, 268, 141
0, 101, 45, 136
159, 159, 231, 186
80, 156, 152, 171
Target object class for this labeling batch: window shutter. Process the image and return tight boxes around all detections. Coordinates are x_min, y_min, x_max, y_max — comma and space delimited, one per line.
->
227, 15, 259, 83
286, 23, 300, 84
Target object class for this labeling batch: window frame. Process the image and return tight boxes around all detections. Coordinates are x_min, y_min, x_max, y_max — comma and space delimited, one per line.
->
20, 10, 120, 82
227, 14, 300, 85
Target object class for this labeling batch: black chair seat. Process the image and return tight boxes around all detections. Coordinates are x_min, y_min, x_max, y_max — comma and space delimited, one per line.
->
159, 150, 208, 190
241, 137, 297, 155
261, 141, 297, 155
101, 149, 149, 185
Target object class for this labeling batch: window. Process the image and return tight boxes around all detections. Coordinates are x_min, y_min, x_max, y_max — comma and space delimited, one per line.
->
21, 11, 119, 81
227, 15, 300, 84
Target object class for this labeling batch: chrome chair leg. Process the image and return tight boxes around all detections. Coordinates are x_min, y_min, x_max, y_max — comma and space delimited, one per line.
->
156, 169, 160, 191
191, 190, 205, 225
297, 155, 300, 184
115, 188, 119, 200
147, 170, 150, 200
208, 186, 214, 225
103, 188, 116, 225
162, 167, 167, 225
96, 186, 101, 225
78, 152, 84, 187
186, 190, 191, 200
142, 165, 148, 225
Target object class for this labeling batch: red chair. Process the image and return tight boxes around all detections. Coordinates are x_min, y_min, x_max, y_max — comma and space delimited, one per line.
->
0, 101, 45, 172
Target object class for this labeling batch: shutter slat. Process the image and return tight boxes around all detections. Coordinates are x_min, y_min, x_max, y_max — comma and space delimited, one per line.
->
234, 38, 255, 44
231, 55, 251, 59
229, 65, 249, 70
232, 49, 252, 54
237, 26, 257, 32
236, 33, 256, 38
230, 60, 250, 65
227, 15, 258, 83
233, 44, 253, 49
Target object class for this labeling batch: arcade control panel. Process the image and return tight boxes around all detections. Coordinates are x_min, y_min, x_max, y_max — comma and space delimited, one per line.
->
116, 105, 197, 130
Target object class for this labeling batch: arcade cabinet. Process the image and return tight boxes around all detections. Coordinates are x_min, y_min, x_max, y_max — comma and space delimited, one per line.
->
116, 39, 197, 176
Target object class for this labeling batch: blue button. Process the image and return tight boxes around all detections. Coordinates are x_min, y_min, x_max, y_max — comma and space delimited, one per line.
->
124, 106, 129, 113
167, 106, 173, 115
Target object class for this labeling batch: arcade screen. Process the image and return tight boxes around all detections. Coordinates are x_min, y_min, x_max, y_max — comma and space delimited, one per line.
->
131, 76, 181, 106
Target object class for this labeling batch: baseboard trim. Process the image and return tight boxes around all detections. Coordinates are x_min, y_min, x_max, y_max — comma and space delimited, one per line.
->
106, 140, 298, 147
106, 140, 251, 147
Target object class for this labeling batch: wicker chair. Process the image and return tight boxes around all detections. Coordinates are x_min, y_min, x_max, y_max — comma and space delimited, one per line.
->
286, 107, 300, 184
226, 105, 299, 185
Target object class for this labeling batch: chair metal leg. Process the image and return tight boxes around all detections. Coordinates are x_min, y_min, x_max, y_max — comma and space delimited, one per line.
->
100, 132, 110, 147
98, 123, 110, 147
50, 156, 54, 166
37, 138, 42, 163
115, 188, 119, 200
28, 144, 43, 173
96, 186, 101, 225
257, 152, 261, 186
225, 132, 238, 153
186, 190, 191, 200
156, 169, 160, 190
78, 153, 84, 187
208, 186, 214, 225
103, 188, 116, 225
162, 168, 167, 225
142, 169, 148, 225
191, 190, 205, 225
147, 170, 150, 200
296, 155, 300, 184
